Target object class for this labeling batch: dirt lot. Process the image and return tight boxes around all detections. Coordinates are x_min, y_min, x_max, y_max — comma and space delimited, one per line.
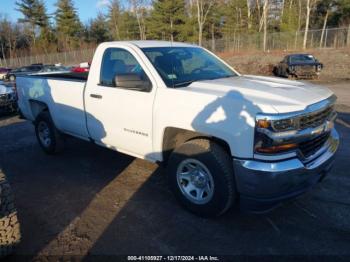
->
0, 80, 350, 260
220, 48, 350, 82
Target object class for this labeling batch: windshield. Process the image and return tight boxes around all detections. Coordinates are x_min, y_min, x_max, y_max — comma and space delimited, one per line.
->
289, 54, 315, 64
142, 47, 237, 87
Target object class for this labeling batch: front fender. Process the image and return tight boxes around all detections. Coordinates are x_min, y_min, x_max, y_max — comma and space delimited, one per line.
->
153, 87, 259, 160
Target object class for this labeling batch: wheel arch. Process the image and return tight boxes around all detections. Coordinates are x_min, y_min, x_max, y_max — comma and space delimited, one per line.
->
28, 100, 49, 121
162, 127, 232, 163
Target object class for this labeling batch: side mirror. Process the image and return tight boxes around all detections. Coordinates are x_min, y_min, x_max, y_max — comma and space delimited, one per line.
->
114, 73, 151, 92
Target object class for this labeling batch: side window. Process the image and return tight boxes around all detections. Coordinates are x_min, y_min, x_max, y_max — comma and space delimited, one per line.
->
100, 48, 149, 88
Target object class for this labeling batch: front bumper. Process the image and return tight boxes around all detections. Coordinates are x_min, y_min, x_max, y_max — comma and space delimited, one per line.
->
0, 93, 17, 111
233, 128, 339, 213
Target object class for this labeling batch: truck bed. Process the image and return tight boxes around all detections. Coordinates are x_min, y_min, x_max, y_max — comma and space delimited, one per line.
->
16, 72, 90, 138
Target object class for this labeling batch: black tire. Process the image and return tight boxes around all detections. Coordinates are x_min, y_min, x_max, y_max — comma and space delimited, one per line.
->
0, 171, 21, 257
167, 139, 236, 217
34, 111, 64, 154
272, 66, 278, 76
8, 102, 18, 114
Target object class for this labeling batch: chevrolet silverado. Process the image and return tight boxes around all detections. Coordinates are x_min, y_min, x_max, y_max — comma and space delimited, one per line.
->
16, 41, 339, 217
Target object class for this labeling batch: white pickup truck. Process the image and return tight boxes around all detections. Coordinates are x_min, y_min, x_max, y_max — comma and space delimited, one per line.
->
17, 41, 339, 217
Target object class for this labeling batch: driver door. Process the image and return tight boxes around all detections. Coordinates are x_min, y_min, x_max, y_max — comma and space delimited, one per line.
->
85, 47, 156, 158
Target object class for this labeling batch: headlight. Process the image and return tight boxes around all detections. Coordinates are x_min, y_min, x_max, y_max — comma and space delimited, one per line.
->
254, 101, 336, 156
255, 116, 298, 154
257, 118, 297, 132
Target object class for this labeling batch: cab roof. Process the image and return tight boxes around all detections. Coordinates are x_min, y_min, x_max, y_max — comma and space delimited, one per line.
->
104, 40, 198, 49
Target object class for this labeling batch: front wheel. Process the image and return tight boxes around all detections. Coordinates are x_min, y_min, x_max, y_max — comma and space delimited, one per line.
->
272, 66, 279, 76
167, 139, 236, 217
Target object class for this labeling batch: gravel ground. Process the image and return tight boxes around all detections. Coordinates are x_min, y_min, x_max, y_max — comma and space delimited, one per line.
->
0, 80, 349, 260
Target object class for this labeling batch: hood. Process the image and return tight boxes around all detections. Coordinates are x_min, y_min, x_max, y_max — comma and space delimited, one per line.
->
0, 85, 14, 95
185, 75, 334, 114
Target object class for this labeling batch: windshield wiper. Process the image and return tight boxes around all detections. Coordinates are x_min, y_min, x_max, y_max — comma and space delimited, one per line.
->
173, 80, 196, 87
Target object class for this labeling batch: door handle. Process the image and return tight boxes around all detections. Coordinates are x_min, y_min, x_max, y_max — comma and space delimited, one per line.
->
90, 94, 102, 99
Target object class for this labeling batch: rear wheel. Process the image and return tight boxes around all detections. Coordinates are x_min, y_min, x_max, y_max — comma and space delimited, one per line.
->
35, 111, 64, 154
167, 139, 236, 217
0, 172, 21, 257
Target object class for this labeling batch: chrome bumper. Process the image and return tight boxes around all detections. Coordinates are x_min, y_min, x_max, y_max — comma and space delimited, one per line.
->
233, 128, 339, 213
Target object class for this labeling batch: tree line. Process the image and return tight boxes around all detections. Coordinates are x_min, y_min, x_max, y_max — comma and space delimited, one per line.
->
0, 0, 350, 60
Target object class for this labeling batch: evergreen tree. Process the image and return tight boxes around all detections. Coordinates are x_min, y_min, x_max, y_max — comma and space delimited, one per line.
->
332, 0, 350, 25
107, 0, 122, 40
119, 11, 140, 40
107, 1, 139, 40
280, 0, 301, 32
147, 0, 186, 41
16, 0, 49, 44
36, 0, 50, 28
55, 0, 82, 49
223, 0, 249, 38
89, 13, 110, 44
205, 3, 224, 50
36, 0, 55, 52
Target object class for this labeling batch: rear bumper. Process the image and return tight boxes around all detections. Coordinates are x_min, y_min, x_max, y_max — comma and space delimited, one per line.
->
233, 128, 339, 213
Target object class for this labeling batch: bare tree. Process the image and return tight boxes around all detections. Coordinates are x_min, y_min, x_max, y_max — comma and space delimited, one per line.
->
0, 17, 19, 61
195, 0, 214, 46
258, 0, 267, 33
297, 0, 302, 31
247, 0, 251, 30
256, 0, 261, 23
347, 24, 350, 47
108, 0, 121, 40
262, 0, 269, 51
130, 0, 147, 40
303, 0, 318, 50
280, 0, 285, 18
319, 9, 329, 48
294, 0, 302, 48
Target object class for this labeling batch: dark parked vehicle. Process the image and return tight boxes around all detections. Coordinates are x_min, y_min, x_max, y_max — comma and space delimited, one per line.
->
273, 54, 323, 79
5, 64, 43, 82
38, 65, 71, 74
0, 84, 17, 113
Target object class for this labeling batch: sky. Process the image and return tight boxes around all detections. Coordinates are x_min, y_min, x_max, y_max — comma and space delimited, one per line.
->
1, 0, 125, 24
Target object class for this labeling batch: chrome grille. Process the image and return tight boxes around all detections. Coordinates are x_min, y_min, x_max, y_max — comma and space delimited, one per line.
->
299, 106, 334, 129
296, 65, 314, 71
299, 132, 330, 158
